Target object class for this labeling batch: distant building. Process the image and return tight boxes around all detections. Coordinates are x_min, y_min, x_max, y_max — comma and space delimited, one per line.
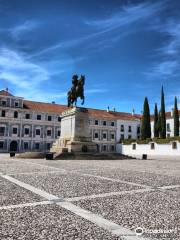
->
151, 110, 180, 138
0, 89, 141, 153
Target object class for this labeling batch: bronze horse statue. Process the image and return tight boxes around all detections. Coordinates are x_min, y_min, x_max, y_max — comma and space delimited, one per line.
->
67, 75, 85, 107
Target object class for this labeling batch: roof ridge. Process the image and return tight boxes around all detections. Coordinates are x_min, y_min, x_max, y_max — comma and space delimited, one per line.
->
0, 89, 13, 97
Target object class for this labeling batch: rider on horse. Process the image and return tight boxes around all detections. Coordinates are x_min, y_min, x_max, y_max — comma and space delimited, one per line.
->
67, 74, 85, 107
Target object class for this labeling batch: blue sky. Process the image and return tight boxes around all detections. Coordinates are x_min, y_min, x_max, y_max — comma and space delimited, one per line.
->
0, 0, 179, 113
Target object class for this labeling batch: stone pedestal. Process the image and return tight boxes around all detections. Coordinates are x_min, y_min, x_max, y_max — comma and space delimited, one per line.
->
51, 107, 97, 154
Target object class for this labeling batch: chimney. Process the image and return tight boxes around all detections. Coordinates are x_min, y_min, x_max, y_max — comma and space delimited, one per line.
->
113, 107, 116, 112
171, 108, 174, 117
107, 106, 110, 112
6, 88, 8, 92
52, 101, 55, 104
132, 109, 135, 116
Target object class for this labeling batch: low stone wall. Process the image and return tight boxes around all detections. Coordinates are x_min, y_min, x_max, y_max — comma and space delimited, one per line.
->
117, 141, 180, 160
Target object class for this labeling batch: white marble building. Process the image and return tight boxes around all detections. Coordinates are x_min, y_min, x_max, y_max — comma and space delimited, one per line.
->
0, 89, 141, 153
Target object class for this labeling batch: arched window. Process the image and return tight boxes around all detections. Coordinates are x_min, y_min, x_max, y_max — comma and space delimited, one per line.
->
14, 111, 18, 118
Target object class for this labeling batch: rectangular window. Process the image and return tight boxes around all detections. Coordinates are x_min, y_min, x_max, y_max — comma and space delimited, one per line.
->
36, 129, 41, 135
1, 110, 5, 117
24, 142, 28, 150
103, 121, 106, 126
2, 101, 6, 106
111, 145, 115, 151
172, 142, 177, 149
14, 112, 18, 118
25, 113, 30, 119
0, 127, 5, 136
167, 123, 171, 132
151, 143, 155, 150
137, 126, 140, 134
48, 116, 52, 121
57, 130, 61, 136
35, 143, 40, 150
24, 128, 29, 135
14, 102, 19, 107
111, 134, 115, 140
58, 116, 61, 122
120, 125, 124, 132
94, 132, 99, 138
132, 144, 136, 150
14, 111, 18, 118
128, 126, 132, 132
128, 135, 131, 139
103, 145, 107, 151
95, 120, 99, 125
111, 121, 115, 127
46, 143, 51, 150
103, 133, 107, 139
37, 115, 41, 120
47, 130, 52, 136
13, 128, 17, 134
0, 141, 4, 149
120, 134, 124, 140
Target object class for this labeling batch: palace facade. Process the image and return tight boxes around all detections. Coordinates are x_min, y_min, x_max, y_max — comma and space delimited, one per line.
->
0, 89, 141, 153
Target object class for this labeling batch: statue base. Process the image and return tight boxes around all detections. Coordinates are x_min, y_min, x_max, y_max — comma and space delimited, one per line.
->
50, 107, 97, 155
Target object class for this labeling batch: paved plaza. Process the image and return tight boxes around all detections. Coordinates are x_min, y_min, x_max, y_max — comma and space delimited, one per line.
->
0, 154, 180, 240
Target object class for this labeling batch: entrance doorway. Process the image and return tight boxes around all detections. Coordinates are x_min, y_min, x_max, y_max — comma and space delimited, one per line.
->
10, 141, 18, 152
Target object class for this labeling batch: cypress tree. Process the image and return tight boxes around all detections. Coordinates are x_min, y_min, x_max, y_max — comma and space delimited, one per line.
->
160, 86, 166, 138
154, 103, 159, 137
141, 97, 151, 140
157, 110, 162, 137
174, 96, 179, 136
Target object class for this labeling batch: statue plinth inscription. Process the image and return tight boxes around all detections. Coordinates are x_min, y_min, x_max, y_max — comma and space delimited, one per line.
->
51, 107, 97, 154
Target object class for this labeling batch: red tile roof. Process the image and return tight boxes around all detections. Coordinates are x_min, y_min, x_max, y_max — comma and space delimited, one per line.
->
166, 111, 180, 119
23, 100, 141, 120
0, 90, 14, 97
0, 89, 141, 120
23, 100, 68, 114
151, 110, 180, 121
87, 108, 141, 120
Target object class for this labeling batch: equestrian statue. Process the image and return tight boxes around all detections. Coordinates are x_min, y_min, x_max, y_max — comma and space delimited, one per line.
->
67, 74, 85, 107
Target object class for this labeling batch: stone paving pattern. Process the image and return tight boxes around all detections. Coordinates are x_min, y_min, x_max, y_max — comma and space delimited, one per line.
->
13, 172, 142, 198
0, 205, 120, 240
0, 155, 180, 239
0, 176, 44, 206
75, 190, 180, 239
73, 169, 180, 187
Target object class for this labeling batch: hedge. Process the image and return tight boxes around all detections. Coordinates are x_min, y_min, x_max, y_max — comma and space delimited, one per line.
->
122, 139, 136, 145
122, 136, 180, 145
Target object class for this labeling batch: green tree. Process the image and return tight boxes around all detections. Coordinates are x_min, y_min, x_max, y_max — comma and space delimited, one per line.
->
154, 103, 159, 137
141, 97, 151, 140
174, 96, 179, 136
157, 111, 162, 137
160, 86, 166, 138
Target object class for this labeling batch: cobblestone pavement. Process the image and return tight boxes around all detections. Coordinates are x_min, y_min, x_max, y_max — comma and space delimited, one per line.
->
0, 155, 180, 240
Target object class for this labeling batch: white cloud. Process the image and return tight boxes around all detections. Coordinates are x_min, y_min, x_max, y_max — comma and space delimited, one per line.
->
0, 48, 49, 91
145, 17, 180, 79
11, 20, 39, 40
146, 60, 179, 77
85, 89, 108, 94
0, 48, 60, 102
85, 2, 164, 31
0, 48, 106, 103
32, 1, 165, 58
156, 20, 180, 57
